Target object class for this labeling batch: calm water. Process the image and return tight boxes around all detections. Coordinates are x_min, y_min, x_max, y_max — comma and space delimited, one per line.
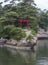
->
36, 40, 48, 65
19, 39, 48, 65
0, 40, 48, 65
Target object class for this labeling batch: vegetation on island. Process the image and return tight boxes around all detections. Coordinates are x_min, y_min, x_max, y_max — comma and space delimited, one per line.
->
0, 0, 48, 40
0, 0, 48, 65
0, 25, 26, 40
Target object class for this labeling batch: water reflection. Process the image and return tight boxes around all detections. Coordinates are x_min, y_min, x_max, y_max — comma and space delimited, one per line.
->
15, 50, 36, 65
8, 47, 37, 65
36, 40, 48, 65
8, 39, 48, 65
36, 58, 48, 65
0, 40, 48, 65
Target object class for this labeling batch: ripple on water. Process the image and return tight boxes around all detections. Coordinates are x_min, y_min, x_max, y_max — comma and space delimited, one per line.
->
36, 57, 48, 65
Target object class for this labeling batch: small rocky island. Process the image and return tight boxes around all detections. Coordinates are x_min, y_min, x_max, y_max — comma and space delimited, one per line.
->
0, 28, 48, 52
0, 29, 38, 52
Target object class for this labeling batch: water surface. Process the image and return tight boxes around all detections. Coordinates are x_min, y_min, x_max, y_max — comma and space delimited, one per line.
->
0, 39, 48, 65
36, 39, 48, 65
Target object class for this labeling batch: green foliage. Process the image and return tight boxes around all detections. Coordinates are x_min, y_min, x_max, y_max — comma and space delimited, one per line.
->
5, 11, 19, 20
26, 30, 36, 41
28, 21, 38, 33
0, 1, 38, 26
20, 32, 26, 38
17, 3, 38, 20
4, 0, 35, 6
31, 30, 36, 35
26, 34, 33, 41
10, 27, 26, 41
0, 0, 48, 41
0, 25, 26, 40
0, 17, 6, 23
38, 10, 48, 30
0, 25, 14, 39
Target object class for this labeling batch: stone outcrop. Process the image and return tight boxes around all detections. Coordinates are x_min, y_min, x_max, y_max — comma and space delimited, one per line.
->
6, 39, 17, 46
0, 38, 7, 45
0, 36, 37, 47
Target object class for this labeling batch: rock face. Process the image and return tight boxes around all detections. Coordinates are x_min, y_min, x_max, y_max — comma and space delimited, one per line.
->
0, 37, 37, 52
0, 35, 37, 47
0, 37, 37, 47
0, 38, 7, 45
31, 37, 37, 44
17, 38, 27, 47
6, 39, 17, 45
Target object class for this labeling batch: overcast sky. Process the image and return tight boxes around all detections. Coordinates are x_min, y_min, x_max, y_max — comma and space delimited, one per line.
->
35, 0, 48, 10
0, 0, 48, 10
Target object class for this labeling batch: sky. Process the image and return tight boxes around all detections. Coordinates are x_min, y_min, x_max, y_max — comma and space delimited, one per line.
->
34, 0, 48, 10
0, 0, 48, 10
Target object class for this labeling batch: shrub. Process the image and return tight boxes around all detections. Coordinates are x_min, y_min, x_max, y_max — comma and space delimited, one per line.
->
0, 25, 26, 41
31, 30, 36, 35
26, 34, 33, 41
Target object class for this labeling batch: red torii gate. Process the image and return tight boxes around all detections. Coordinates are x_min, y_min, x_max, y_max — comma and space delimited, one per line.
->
18, 19, 30, 27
